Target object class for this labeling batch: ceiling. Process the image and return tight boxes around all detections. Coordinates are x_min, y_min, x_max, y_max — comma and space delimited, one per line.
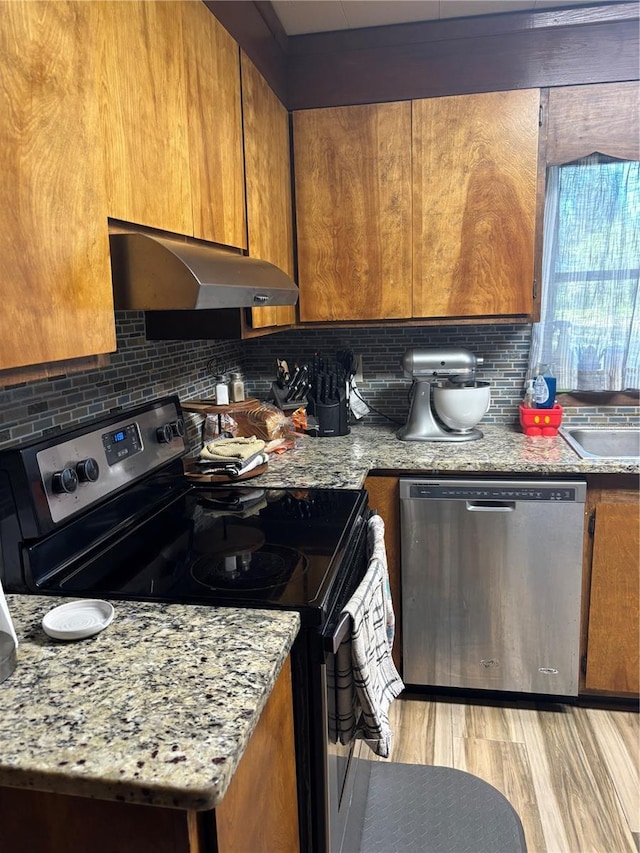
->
270, 0, 623, 35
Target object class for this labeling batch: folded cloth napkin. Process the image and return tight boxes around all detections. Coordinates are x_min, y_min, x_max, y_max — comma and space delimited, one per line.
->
335, 516, 404, 758
200, 436, 266, 462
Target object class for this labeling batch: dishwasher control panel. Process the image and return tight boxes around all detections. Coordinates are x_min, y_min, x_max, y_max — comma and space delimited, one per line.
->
409, 484, 579, 501
401, 479, 587, 503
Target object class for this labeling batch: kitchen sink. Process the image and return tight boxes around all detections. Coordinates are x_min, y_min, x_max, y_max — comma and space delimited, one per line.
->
559, 426, 640, 459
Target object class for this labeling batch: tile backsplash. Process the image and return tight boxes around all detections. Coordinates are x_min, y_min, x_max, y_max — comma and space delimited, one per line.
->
0, 313, 242, 449
243, 324, 532, 426
0, 317, 635, 450
243, 325, 638, 428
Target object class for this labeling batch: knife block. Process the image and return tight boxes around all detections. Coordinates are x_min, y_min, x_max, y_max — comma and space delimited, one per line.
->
269, 382, 308, 414
309, 391, 350, 437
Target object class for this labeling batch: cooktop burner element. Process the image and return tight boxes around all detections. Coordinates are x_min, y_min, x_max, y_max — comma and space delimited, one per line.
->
193, 521, 266, 557
191, 545, 309, 591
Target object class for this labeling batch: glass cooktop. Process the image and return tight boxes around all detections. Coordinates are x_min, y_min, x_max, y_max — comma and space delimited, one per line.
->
44, 487, 367, 622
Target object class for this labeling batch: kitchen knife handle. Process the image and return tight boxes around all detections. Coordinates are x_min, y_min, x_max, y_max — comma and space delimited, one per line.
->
284, 366, 301, 401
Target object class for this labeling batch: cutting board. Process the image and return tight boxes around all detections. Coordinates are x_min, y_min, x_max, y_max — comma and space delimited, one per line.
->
180, 398, 260, 415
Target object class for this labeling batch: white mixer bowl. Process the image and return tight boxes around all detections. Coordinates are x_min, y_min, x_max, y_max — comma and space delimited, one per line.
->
432, 381, 491, 432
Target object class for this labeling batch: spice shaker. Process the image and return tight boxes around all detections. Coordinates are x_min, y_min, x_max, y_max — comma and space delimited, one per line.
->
229, 373, 245, 403
214, 375, 230, 405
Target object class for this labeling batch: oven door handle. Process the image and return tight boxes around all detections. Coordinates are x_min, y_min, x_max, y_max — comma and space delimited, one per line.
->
324, 507, 373, 655
326, 612, 352, 654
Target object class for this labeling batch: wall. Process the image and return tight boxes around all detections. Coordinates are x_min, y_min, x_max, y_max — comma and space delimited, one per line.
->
243, 325, 638, 428
0, 322, 532, 454
243, 324, 531, 426
1, 320, 634, 452
1, 318, 531, 453
210, 1, 639, 111
0, 313, 243, 451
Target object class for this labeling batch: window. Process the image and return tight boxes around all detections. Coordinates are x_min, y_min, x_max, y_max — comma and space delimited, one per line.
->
529, 156, 640, 392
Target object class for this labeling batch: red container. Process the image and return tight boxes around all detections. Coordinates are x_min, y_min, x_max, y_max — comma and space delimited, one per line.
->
519, 403, 563, 436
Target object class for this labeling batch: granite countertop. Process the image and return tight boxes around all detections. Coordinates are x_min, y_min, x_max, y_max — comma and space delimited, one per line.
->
0, 596, 299, 811
236, 423, 639, 490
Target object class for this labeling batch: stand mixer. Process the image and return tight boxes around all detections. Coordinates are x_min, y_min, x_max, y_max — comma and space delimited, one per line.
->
397, 348, 490, 442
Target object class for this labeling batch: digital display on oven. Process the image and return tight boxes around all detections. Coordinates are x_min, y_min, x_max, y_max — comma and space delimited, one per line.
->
102, 423, 142, 465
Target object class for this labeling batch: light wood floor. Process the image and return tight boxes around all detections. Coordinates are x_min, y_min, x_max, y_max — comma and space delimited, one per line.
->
380, 693, 639, 853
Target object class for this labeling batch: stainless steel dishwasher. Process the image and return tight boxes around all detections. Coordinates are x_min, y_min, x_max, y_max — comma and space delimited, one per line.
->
400, 478, 586, 696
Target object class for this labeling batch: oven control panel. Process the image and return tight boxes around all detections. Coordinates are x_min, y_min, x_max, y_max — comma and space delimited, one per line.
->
35, 401, 186, 525
102, 422, 143, 466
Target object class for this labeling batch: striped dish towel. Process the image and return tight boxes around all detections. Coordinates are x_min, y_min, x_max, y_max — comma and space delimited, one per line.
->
334, 516, 404, 758
367, 514, 396, 648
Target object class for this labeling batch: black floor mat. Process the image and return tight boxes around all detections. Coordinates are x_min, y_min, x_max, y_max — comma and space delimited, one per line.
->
355, 762, 527, 853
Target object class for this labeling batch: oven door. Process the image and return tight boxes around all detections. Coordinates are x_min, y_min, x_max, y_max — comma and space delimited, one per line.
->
325, 617, 370, 853
321, 512, 371, 853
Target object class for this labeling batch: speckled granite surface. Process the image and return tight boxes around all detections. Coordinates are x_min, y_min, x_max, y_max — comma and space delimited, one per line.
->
238, 423, 639, 490
0, 596, 299, 811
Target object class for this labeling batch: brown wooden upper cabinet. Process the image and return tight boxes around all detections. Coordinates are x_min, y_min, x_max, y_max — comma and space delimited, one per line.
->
183, 1, 246, 249
0, 1, 116, 372
293, 102, 413, 322
293, 89, 541, 323
99, 1, 192, 237
241, 52, 296, 331
412, 89, 541, 319
100, 0, 246, 249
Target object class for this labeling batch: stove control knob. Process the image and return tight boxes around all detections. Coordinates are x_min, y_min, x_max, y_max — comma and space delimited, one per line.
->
156, 423, 173, 444
170, 418, 185, 438
52, 467, 79, 494
76, 457, 100, 483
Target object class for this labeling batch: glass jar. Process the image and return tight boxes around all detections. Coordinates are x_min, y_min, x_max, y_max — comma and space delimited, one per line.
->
229, 373, 245, 403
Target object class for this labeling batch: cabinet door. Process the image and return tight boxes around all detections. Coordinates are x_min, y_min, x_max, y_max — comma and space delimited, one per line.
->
364, 476, 401, 673
412, 89, 540, 319
214, 656, 299, 851
293, 103, 412, 322
585, 502, 639, 695
241, 52, 295, 329
99, 1, 192, 236
0, 1, 115, 370
183, 2, 246, 249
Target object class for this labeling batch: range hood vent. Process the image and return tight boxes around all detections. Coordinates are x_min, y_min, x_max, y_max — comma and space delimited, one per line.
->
110, 232, 298, 311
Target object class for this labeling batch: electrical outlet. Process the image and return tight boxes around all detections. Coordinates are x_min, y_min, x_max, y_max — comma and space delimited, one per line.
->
354, 354, 364, 383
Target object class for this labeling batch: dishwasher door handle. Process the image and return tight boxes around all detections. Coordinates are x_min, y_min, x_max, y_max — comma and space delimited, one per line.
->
465, 501, 516, 512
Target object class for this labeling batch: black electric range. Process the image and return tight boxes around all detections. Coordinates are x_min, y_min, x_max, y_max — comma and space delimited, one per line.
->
0, 396, 371, 853
0, 395, 367, 622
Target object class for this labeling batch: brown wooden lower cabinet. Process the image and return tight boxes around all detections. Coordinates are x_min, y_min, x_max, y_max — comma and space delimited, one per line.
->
364, 475, 402, 672
583, 481, 640, 697
0, 656, 299, 853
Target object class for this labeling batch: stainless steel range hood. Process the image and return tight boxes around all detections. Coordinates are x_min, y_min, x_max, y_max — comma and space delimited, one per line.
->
110, 232, 298, 310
